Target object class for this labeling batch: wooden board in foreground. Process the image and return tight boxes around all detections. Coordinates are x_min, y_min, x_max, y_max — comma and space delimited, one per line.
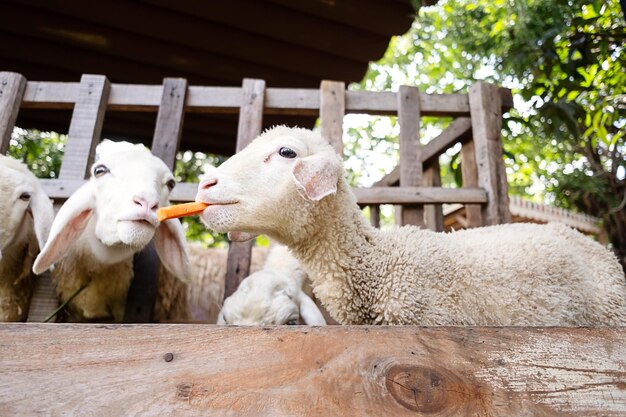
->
0, 325, 624, 416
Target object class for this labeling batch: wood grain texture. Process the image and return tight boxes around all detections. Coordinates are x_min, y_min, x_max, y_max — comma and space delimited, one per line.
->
469, 82, 511, 225
58, 74, 110, 180
319, 80, 345, 154
21, 81, 513, 116
225, 79, 266, 299
423, 160, 444, 231
352, 187, 487, 204
461, 141, 483, 227
151, 78, 188, 169
0, 324, 624, 416
26, 272, 58, 322
398, 85, 424, 226
41, 180, 487, 205
0, 72, 26, 154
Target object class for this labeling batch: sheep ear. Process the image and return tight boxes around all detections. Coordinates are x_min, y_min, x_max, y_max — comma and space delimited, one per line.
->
154, 218, 191, 283
228, 231, 258, 242
28, 187, 55, 250
299, 291, 327, 325
292, 154, 339, 201
33, 182, 95, 275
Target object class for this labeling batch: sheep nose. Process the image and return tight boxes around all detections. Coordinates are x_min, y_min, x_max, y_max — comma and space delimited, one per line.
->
199, 178, 217, 190
133, 196, 159, 211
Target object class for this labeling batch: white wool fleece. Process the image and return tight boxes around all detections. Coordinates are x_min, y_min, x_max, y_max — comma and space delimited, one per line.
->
196, 126, 626, 326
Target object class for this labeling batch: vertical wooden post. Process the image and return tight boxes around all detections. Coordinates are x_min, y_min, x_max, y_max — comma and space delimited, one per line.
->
369, 205, 381, 228
58, 74, 110, 180
124, 78, 188, 324
0, 72, 26, 154
461, 140, 483, 227
151, 78, 188, 169
320, 80, 345, 155
28, 74, 110, 323
398, 85, 424, 226
469, 81, 511, 225
225, 78, 265, 299
423, 160, 443, 231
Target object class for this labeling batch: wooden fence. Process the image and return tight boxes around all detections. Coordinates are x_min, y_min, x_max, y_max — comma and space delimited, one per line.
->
0, 72, 513, 303
1, 72, 624, 415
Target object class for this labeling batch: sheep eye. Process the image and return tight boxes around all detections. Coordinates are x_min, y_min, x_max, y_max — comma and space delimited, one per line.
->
278, 147, 297, 159
166, 179, 176, 191
286, 319, 298, 325
19, 192, 32, 201
93, 165, 109, 177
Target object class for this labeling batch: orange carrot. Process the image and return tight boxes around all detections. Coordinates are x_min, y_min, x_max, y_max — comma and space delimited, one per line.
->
157, 202, 209, 222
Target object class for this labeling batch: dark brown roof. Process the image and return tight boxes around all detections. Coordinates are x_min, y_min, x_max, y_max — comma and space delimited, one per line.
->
2, 0, 417, 155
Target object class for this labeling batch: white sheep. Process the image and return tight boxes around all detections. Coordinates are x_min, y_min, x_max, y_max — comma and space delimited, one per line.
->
186, 244, 268, 322
33, 148, 191, 322
194, 125, 626, 326
0, 155, 54, 321
217, 244, 327, 325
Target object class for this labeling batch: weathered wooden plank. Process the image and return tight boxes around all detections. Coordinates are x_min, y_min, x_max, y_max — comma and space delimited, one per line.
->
41, 180, 487, 205
374, 117, 473, 188
25, 272, 58, 322
22, 81, 80, 109
352, 187, 487, 204
319, 80, 345, 154
369, 205, 381, 228
225, 79, 265, 299
20, 82, 513, 116
0, 325, 624, 416
0, 72, 27, 154
423, 160, 444, 231
58, 74, 110, 180
151, 78, 188, 169
461, 140, 483, 227
469, 82, 511, 225
398, 85, 424, 226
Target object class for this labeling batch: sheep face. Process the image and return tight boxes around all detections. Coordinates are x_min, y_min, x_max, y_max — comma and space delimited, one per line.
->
217, 272, 301, 325
0, 155, 53, 259
88, 150, 174, 248
33, 149, 190, 281
196, 126, 342, 243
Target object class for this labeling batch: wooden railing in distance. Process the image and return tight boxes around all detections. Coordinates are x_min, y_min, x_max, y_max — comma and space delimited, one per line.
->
0, 324, 624, 416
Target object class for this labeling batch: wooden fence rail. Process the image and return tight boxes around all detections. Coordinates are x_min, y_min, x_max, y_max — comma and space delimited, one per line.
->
0, 324, 624, 416
1, 71, 513, 317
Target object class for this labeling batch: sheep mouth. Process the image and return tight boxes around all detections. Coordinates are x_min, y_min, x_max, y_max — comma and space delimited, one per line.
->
118, 218, 158, 228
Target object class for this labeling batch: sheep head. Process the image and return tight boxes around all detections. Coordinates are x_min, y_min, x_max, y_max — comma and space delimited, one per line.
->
0, 155, 54, 262
217, 270, 326, 326
195, 126, 343, 243
33, 149, 190, 281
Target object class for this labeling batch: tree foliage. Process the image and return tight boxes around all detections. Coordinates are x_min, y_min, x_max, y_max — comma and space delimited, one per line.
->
351, 0, 625, 268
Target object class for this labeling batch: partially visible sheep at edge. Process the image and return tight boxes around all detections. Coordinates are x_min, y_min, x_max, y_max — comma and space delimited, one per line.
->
217, 244, 326, 325
0, 155, 54, 321
195, 125, 626, 326
33, 149, 191, 322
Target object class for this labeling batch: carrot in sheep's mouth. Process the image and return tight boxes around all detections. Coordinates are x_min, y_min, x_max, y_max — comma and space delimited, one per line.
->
157, 202, 209, 222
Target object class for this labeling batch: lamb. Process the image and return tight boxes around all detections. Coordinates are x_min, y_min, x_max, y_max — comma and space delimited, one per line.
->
33, 148, 191, 322
194, 125, 626, 326
0, 155, 54, 321
217, 244, 327, 325
186, 244, 268, 322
